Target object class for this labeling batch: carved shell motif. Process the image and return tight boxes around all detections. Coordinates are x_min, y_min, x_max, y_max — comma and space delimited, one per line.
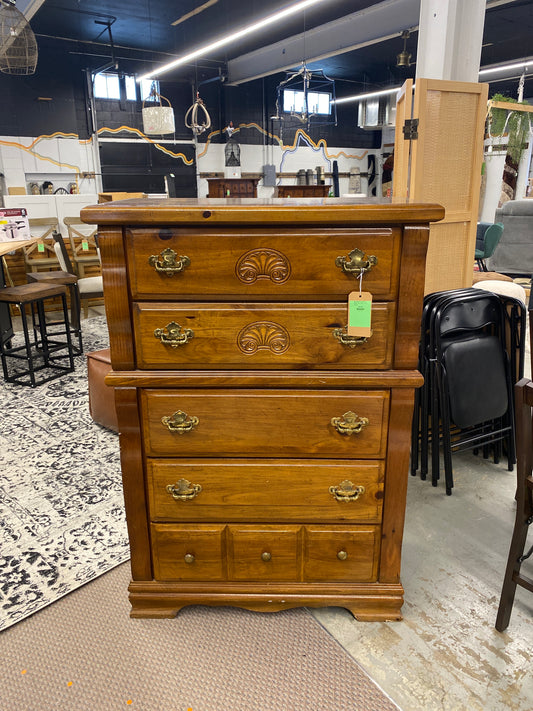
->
237, 321, 290, 355
236, 249, 291, 284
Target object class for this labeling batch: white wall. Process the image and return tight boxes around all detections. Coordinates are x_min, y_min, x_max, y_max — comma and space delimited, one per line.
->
196, 140, 379, 198
0, 134, 97, 197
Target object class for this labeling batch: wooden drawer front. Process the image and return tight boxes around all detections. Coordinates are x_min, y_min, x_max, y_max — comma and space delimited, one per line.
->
141, 389, 389, 458
147, 459, 384, 523
304, 526, 379, 582
126, 228, 399, 300
227, 526, 300, 581
133, 302, 395, 370
151, 524, 225, 581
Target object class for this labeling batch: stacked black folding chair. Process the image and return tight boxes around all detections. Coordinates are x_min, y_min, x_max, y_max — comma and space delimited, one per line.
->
411, 288, 525, 495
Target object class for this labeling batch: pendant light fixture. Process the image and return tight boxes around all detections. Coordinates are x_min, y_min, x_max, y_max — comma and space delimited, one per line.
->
396, 31, 412, 68
142, 82, 176, 135
0, 0, 38, 75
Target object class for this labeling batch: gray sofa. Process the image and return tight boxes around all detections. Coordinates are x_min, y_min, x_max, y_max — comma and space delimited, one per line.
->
488, 199, 533, 276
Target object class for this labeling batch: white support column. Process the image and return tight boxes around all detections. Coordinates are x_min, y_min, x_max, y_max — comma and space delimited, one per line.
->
416, 0, 486, 82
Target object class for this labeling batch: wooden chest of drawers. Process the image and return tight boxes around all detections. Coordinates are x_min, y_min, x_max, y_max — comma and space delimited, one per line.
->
81, 198, 444, 620
206, 178, 259, 198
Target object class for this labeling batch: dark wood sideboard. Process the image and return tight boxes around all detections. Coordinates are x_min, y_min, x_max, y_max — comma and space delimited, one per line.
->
275, 185, 330, 198
206, 178, 259, 198
81, 197, 444, 621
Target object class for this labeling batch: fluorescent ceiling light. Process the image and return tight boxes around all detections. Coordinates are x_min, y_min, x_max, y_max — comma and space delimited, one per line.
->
479, 60, 531, 76
334, 58, 533, 105
138, 0, 329, 82
333, 87, 400, 105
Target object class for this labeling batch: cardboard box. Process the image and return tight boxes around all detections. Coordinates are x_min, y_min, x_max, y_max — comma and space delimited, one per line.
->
0, 207, 31, 242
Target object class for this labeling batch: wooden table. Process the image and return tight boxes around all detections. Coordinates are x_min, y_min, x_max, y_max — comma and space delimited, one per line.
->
0, 239, 40, 344
0, 239, 38, 257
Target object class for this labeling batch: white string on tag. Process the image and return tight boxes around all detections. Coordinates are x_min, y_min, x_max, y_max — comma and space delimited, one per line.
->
358, 267, 365, 296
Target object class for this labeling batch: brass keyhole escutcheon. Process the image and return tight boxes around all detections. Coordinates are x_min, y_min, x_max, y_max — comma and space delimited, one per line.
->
261, 551, 272, 562
331, 411, 369, 435
184, 553, 195, 564
154, 321, 194, 348
337, 550, 348, 561
161, 410, 199, 433
335, 248, 377, 277
148, 248, 190, 276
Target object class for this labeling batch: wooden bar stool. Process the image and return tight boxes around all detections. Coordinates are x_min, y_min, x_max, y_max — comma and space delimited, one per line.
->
0, 282, 75, 387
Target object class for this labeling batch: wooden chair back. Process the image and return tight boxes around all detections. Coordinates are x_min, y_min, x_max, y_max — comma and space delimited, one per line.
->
24, 217, 61, 270
63, 216, 100, 277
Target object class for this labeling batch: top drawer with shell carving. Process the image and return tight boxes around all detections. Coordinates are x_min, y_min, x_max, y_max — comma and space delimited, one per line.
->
125, 227, 401, 301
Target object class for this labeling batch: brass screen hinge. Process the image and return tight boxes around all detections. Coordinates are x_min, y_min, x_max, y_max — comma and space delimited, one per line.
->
403, 118, 419, 140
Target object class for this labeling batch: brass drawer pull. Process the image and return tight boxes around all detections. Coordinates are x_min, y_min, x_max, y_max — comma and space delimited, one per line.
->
335, 248, 377, 277
261, 551, 272, 562
161, 410, 199, 433
331, 411, 369, 435
148, 248, 191, 276
184, 553, 195, 564
337, 550, 348, 561
166, 478, 202, 501
329, 480, 366, 502
332, 326, 371, 348
154, 321, 194, 348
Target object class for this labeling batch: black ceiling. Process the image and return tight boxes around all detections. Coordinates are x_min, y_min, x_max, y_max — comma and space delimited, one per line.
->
29, 0, 533, 98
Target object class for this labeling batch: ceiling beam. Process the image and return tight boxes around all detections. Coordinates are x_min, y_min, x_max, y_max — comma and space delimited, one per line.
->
16, 0, 46, 20
226, 0, 421, 85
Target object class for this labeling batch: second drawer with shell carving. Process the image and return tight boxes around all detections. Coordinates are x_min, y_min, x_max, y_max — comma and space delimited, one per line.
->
133, 302, 396, 369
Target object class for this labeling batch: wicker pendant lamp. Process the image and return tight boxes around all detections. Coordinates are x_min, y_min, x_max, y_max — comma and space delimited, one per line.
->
0, 0, 38, 76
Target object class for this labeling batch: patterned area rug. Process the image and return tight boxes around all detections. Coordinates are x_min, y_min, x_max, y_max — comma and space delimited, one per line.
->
0, 316, 129, 632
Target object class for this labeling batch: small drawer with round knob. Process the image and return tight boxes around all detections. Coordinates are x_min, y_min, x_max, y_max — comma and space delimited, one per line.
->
303, 525, 379, 582
227, 525, 300, 581
151, 523, 226, 581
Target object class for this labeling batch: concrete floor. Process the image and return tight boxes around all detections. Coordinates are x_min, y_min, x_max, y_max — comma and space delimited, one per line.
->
312, 338, 533, 711
312, 451, 533, 711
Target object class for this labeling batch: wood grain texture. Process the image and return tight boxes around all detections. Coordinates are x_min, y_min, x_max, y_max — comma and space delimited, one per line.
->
81, 199, 444, 227
127, 580, 404, 620
393, 224, 430, 369
141, 388, 389, 458
105, 369, 424, 389
379, 387, 417, 583
98, 228, 134, 370
147, 459, 384, 523
134, 301, 396, 370
114, 387, 152, 580
125, 227, 399, 301
91, 200, 438, 620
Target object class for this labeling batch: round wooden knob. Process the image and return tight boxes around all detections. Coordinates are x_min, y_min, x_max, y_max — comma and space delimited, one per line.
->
184, 553, 195, 564
261, 551, 272, 562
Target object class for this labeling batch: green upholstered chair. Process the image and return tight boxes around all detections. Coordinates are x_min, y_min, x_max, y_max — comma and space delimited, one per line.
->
475, 222, 504, 272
